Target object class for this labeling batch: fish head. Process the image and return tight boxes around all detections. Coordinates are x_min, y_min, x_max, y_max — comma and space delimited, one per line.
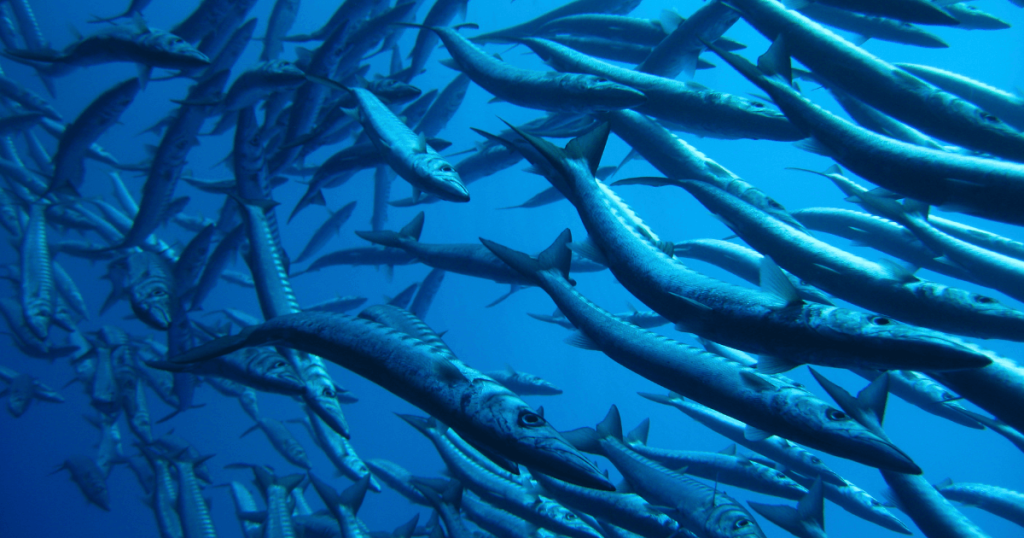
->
932, 286, 1024, 333
807, 305, 992, 372
780, 387, 920, 474
366, 78, 422, 105
534, 497, 604, 538
246, 348, 304, 393
564, 74, 647, 111
261, 60, 308, 87
413, 154, 469, 202
129, 280, 172, 330
477, 392, 613, 491
145, 30, 211, 68
705, 503, 766, 538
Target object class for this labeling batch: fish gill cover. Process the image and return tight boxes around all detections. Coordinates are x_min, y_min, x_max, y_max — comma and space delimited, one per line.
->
0, 0, 1023, 537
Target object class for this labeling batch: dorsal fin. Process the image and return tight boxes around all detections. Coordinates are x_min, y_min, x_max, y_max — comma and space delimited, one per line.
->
759, 256, 802, 306
596, 405, 623, 441
625, 418, 650, 445
564, 123, 610, 177
400, 212, 425, 241
757, 36, 792, 86
798, 476, 825, 529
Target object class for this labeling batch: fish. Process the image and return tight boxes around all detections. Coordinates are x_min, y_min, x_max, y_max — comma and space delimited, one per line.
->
933, 479, 1024, 528
412, 25, 647, 115
167, 310, 614, 491
485, 228, 921, 473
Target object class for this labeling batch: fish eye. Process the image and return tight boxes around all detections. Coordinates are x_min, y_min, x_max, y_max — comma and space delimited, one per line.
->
826, 408, 847, 421
273, 361, 286, 368
735, 519, 752, 529
440, 165, 454, 172
810, 457, 822, 464
595, 77, 608, 83
974, 295, 996, 304
321, 387, 335, 397
517, 410, 546, 427
981, 113, 1000, 123
751, 102, 765, 108
150, 289, 166, 297
870, 316, 891, 326
871, 500, 883, 507
564, 513, 576, 521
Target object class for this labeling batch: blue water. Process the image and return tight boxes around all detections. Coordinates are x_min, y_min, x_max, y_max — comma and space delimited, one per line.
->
1, 0, 1023, 536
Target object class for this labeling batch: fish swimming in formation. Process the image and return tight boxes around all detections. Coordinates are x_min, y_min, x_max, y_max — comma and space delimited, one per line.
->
4, 1, 1024, 537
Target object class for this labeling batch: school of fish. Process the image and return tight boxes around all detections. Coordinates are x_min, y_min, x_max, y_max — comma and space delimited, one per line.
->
0, 0, 1022, 536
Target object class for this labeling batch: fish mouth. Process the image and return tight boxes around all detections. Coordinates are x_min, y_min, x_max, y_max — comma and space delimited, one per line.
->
864, 436, 921, 475
534, 444, 615, 491
434, 181, 471, 203
149, 308, 172, 329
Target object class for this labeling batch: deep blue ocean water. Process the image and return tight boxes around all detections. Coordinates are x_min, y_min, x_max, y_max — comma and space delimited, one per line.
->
1, 0, 1023, 536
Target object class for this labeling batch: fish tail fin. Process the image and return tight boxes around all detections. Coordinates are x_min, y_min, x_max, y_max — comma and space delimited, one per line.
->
339, 474, 371, 513
481, 229, 574, 287
396, 413, 435, 437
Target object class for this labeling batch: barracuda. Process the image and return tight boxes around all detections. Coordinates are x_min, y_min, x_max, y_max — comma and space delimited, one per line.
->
168, 309, 613, 491
485, 229, 921, 473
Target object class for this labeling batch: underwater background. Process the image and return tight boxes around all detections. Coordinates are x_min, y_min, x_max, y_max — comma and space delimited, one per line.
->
0, 0, 1023, 536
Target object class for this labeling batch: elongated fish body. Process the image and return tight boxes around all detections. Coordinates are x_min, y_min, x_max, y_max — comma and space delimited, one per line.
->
173, 0, 237, 43
60, 455, 110, 511
531, 471, 681, 538
798, 4, 947, 47
883, 471, 992, 538
601, 110, 802, 230
222, 60, 307, 112
427, 27, 646, 115
260, 471, 302, 538
7, 26, 210, 73
235, 106, 350, 438
157, 346, 304, 396
726, 0, 1024, 161
120, 72, 228, 250
524, 39, 796, 141
537, 13, 667, 45
876, 200, 1024, 305
126, 251, 175, 330
401, 414, 602, 538
0, 297, 65, 358
509, 124, 992, 387
461, 491, 547, 538
170, 310, 612, 491
402, 0, 470, 81
225, 481, 260, 538
270, 20, 351, 174
589, 408, 765, 538
470, 0, 642, 43
146, 453, 184, 538
849, 368, 981, 430
20, 204, 52, 339
485, 366, 562, 396
51, 78, 139, 194
261, 0, 300, 61
298, 247, 415, 275
896, 63, 1024, 131
640, 392, 843, 485
933, 481, 1024, 527
172, 456, 218, 538
928, 215, 1024, 263
364, 459, 429, 505
673, 239, 831, 305
190, 225, 245, 311
415, 73, 470, 137
285, 0, 374, 42
627, 442, 807, 500
485, 231, 919, 473
931, 355, 1024, 435
301, 406, 380, 491
294, 202, 357, 264
681, 179, 1024, 346
792, 207, 978, 284
243, 417, 311, 470
719, 44, 1024, 226
350, 87, 468, 202
637, 0, 738, 79
0, 74, 60, 120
